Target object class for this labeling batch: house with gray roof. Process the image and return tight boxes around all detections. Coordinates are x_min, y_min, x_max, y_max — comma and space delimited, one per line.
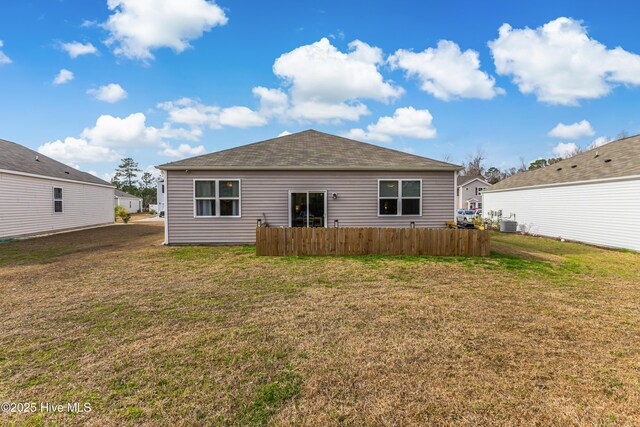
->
456, 175, 491, 209
483, 134, 640, 251
0, 138, 114, 239
114, 189, 143, 213
157, 130, 462, 244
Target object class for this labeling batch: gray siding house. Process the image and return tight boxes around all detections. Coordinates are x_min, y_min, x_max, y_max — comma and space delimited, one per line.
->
0, 138, 114, 239
457, 175, 491, 209
158, 130, 461, 245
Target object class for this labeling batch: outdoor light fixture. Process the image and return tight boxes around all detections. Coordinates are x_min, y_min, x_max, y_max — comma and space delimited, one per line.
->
332, 192, 338, 199
334, 219, 339, 228
257, 219, 262, 227
410, 222, 415, 228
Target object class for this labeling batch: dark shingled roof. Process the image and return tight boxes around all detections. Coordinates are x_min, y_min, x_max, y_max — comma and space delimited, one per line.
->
158, 130, 461, 171
114, 189, 141, 199
488, 134, 640, 191
0, 138, 111, 186
457, 175, 487, 186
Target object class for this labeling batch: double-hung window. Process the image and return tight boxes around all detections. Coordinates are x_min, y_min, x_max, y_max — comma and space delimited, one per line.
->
194, 179, 241, 217
219, 180, 240, 216
53, 187, 63, 213
378, 179, 421, 216
476, 186, 487, 196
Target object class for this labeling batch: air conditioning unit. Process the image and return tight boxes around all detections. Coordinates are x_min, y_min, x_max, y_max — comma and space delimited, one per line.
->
500, 220, 518, 233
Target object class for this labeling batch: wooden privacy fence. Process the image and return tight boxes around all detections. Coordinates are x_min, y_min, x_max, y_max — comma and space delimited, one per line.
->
256, 227, 490, 257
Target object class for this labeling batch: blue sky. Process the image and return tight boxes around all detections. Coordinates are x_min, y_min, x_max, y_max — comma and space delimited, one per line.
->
1, 0, 639, 180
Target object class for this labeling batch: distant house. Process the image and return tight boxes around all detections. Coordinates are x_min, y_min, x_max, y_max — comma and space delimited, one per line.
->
156, 177, 165, 215
0, 138, 114, 239
457, 175, 491, 209
157, 130, 462, 245
483, 135, 640, 251
114, 189, 142, 213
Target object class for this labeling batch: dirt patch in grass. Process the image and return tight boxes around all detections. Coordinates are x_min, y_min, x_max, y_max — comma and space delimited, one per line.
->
1, 224, 639, 425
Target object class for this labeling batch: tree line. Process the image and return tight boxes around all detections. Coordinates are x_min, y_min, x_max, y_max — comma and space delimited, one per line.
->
110, 158, 158, 209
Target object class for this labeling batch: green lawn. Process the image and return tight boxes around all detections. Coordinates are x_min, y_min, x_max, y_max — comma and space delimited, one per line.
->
1, 223, 639, 426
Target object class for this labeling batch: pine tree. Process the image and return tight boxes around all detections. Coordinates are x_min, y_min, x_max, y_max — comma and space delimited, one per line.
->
114, 158, 141, 194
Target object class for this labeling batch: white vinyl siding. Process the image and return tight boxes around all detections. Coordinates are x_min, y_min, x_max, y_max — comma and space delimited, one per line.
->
0, 172, 114, 239
483, 178, 640, 252
114, 196, 142, 213
166, 170, 454, 244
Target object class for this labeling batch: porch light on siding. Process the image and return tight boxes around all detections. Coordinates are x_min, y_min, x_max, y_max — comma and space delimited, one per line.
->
334, 219, 339, 228
257, 219, 262, 227
410, 221, 415, 228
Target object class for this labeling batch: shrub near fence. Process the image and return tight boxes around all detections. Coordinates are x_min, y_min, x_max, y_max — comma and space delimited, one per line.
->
256, 227, 490, 257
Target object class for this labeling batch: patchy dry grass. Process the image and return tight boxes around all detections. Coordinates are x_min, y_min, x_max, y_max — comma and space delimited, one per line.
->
1, 224, 639, 426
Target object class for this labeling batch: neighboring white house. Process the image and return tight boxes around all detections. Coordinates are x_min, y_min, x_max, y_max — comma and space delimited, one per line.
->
156, 176, 165, 215
114, 189, 143, 213
0, 138, 114, 239
483, 135, 640, 252
456, 175, 491, 209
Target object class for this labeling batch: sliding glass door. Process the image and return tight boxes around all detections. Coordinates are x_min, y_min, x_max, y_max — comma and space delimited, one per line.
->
290, 191, 326, 227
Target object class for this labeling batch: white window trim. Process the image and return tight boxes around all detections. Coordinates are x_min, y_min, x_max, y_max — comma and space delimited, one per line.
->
377, 179, 423, 217
287, 190, 328, 228
53, 186, 63, 214
193, 179, 242, 218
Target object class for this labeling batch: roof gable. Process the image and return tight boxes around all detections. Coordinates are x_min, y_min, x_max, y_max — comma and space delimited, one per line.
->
457, 175, 490, 187
114, 189, 140, 199
158, 130, 461, 171
489, 134, 640, 191
0, 139, 111, 186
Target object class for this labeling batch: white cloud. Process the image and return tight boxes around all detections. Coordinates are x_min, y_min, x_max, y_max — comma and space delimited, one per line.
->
587, 136, 613, 150
88, 170, 115, 182
159, 143, 206, 158
252, 86, 289, 118
272, 38, 403, 121
104, 0, 228, 60
38, 112, 201, 165
389, 40, 504, 100
219, 106, 267, 128
38, 137, 121, 164
87, 83, 128, 103
80, 113, 176, 147
158, 98, 266, 129
489, 17, 640, 105
0, 40, 11, 64
53, 69, 74, 85
61, 41, 98, 58
548, 120, 595, 139
277, 130, 292, 137
345, 107, 436, 143
552, 142, 580, 158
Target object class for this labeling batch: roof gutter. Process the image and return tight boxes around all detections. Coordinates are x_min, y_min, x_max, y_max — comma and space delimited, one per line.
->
157, 165, 463, 172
